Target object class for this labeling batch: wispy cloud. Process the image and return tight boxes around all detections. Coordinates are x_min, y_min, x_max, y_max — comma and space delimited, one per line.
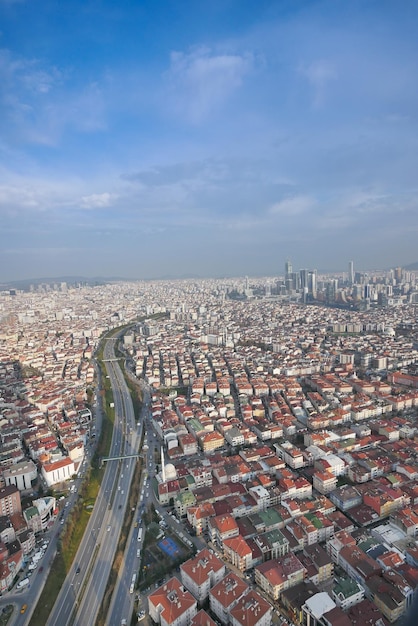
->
80, 192, 116, 209
0, 183, 40, 210
164, 46, 253, 123
0, 48, 62, 96
0, 48, 106, 144
299, 59, 337, 107
269, 195, 314, 216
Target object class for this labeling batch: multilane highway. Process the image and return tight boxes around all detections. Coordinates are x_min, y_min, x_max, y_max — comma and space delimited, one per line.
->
46, 337, 142, 626
105, 382, 151, 626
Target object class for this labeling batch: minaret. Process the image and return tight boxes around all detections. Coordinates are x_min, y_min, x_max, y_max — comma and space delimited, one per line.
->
161, 447, 166, 483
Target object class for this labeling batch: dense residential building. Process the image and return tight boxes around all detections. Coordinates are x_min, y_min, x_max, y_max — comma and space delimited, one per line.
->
209, 573, 250, 625
209, 514, 239, 546
229, 589, 272, 626
180, 549, 226, 603
148, 577, 198, 626
0, 486, 21, 517
223, 535, 253, 572
331, 575, 365, 610
254, 554, 306, 600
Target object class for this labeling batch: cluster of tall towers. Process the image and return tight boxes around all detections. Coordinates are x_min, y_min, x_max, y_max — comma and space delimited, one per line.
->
285, 260, 317, 301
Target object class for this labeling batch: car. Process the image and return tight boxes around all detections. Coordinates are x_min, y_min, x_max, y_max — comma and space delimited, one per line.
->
20, 605, 27, 614
107, 525, 111, 532
76, 566, 81, 574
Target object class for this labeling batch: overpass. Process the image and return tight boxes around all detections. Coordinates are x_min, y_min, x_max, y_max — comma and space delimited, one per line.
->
100, 453, 141, 466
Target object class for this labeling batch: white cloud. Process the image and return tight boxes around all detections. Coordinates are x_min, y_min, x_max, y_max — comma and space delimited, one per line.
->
165, 46, 253, 122
0, 48, 106, 144
299, 59, 337, 107
0, 48, 61, 95
269, 195, 314, 216
80, 192, 115, 209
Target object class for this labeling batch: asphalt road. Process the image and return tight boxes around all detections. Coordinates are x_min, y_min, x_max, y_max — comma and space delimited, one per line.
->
46, 338, 141, 626
105, 382, 151, 626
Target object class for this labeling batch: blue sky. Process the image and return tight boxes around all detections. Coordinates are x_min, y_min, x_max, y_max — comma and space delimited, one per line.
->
1, 0, 418, 281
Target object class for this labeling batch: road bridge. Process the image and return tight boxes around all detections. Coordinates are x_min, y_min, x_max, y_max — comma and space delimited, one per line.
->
100, 453, 141, 466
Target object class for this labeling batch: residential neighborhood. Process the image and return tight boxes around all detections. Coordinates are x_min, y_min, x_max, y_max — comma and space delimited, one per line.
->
0, 274, 418, 624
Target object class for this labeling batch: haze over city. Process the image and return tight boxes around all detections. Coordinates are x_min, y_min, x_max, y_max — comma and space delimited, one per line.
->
1, 0, 418, 281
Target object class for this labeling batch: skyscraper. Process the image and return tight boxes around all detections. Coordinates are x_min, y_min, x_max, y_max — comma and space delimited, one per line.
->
285, 259, 292, 278
299, 269, 309, 291
348, 261, 354, 286
308, 270, 317, 299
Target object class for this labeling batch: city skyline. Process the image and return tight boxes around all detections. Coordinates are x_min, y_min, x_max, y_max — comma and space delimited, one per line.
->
1, 0, 418, 281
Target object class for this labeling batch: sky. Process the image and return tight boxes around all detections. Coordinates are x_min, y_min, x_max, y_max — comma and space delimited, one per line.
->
1, 0, 418, 281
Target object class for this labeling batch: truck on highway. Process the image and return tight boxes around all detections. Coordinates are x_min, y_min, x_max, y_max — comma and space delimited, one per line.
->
130, 573, 136, 594
137, 528, 142, 543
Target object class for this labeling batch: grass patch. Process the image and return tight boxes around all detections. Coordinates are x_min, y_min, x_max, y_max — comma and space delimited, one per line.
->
28, 551, 68, 626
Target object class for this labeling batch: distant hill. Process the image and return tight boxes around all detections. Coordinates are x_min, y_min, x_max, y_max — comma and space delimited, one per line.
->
404, 262, 418, 271
0, 276, 118, 291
